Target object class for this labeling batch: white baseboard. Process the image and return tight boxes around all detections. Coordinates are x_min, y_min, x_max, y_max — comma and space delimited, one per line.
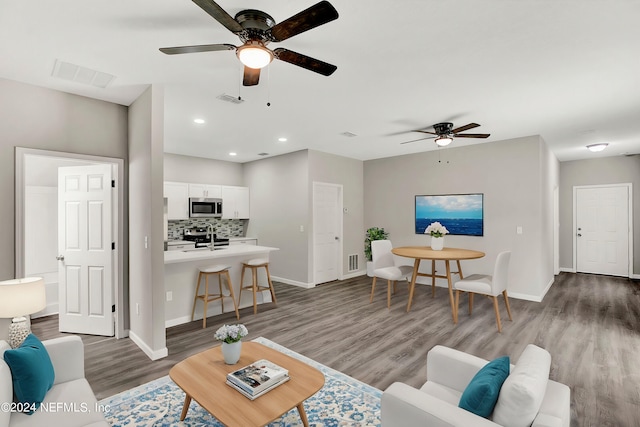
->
508, 291, 543, 302
630, 273, 640, 280
165, 315, 191, 329
129, 330, 168, 361
342, 270, 367, 280
271, 276, 314, 289
559, 267, 576, 273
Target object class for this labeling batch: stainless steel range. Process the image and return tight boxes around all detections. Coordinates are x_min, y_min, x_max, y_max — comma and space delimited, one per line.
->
183, 227, 229, 249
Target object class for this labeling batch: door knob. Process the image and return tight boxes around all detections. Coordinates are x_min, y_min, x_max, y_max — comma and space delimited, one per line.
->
56, 255, 65, 261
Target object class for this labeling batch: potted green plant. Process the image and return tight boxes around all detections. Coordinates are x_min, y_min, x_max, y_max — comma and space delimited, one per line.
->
365, 227, 389, 277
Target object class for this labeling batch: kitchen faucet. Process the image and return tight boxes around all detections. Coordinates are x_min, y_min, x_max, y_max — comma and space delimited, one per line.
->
206, 224, 215, 250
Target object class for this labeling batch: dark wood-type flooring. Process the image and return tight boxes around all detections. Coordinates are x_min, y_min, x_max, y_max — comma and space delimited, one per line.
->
32, 272, 640, 427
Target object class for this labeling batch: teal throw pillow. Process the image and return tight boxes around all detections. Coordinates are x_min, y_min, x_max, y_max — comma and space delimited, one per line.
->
459, 356, 510, 418
3, 334, 55, 414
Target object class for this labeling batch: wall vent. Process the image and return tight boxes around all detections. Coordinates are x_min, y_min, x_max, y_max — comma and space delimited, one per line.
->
217, 93, 244, 104
348, 254, 359, 272
52, 59, 115, 88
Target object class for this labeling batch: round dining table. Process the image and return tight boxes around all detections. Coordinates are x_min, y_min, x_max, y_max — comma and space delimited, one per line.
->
391, 246, 485, 321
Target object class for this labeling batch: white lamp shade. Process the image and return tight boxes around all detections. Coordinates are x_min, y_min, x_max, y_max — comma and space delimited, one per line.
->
0, 277, 46, 318
435, 136, 453, 147
237, 45, 273, 69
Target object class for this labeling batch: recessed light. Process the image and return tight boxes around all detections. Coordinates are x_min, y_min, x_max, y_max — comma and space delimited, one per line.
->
229, 152, 237, 156
587, 143, 608, 152
193, 118, 205, 124
278, 137, 287, 142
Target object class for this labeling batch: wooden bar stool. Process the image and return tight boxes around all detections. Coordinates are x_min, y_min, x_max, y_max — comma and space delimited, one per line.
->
191, 265, 239, 328
239, 258, 277, 315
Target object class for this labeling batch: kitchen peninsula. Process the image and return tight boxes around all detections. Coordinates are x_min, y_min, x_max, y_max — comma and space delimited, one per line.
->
164, 244, 279, 328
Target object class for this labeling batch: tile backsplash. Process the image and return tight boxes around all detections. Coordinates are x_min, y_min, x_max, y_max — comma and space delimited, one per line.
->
168, 218, 246, 240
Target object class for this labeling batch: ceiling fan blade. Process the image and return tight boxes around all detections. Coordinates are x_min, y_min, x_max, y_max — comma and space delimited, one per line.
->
159, 44, 236, 55
454, 133, 491, 138
401, 136, 435, 145
243, 66, 260, 86
273, 48, 337, 76
451, 123, 480, 134
268, 1, 339, 42
192, 0, 244, 33
414, 130, 439, 135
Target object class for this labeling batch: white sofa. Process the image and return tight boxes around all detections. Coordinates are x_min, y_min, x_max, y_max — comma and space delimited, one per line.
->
0, 336, 109, 427
381, 344, 570, 427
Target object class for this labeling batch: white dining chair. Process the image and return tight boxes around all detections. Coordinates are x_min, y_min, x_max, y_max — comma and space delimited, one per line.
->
370, 240, 414, 309
453, 251, 512, 332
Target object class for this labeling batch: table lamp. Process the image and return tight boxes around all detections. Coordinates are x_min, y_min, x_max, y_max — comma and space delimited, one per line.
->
0, 277, 46, 348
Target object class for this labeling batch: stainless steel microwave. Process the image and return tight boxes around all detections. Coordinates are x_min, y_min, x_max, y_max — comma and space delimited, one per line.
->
189, 198, 223, 218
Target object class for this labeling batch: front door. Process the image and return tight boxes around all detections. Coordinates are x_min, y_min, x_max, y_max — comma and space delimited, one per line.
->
576, 185, 630, 277
313, 183, 342, 285
58, 164, 114, 336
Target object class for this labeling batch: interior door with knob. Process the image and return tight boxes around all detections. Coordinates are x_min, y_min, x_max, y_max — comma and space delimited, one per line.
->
58, 164, 114, 336
313, 182, 342, 285
576, 185, 630, 277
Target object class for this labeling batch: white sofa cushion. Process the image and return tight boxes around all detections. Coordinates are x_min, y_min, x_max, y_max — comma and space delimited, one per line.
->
9, 378, 107, 427
492, 344, 551, 427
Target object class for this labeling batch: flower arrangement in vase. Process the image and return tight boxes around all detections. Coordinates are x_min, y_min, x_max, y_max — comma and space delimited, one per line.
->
215, 324, 248, 364
424, 222, 448, 251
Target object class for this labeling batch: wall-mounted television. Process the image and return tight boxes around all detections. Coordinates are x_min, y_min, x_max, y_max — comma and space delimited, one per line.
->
415, 193, 484, 236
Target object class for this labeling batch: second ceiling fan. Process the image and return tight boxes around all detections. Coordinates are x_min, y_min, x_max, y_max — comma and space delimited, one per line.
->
160, 0, 339, 86
402, 122, 490, 146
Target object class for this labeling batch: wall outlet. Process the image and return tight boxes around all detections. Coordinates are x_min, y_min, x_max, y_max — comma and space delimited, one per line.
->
517, 226, 523, 235
136, 303, 140, 315
299, 225, 304, 232
166, 291, 172, 302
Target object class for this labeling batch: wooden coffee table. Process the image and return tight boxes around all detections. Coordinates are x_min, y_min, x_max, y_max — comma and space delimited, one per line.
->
169, 341, 325, 426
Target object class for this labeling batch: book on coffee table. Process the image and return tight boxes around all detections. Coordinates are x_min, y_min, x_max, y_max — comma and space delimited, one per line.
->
227, 359, 289, 397
226, 376, 290, 400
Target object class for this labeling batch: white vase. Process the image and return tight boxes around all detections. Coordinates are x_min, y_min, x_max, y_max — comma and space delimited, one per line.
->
431, 236, 444, 251
221, 341, 242, 364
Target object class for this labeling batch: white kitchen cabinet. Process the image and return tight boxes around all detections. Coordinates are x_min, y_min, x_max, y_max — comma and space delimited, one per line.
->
189, 183, 222, 198
222, 186, 250, 219
164, 181, 189, 220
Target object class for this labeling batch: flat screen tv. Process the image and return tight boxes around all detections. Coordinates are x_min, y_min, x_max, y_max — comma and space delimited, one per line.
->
415, 193, 484, 236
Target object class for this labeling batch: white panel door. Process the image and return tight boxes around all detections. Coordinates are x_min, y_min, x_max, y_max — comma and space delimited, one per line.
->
576, 186, 629, 276
58, 165, 114, 336
313, 183, 341, 285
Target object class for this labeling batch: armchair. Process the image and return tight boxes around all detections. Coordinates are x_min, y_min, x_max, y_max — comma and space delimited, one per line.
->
381, 345, 570, 427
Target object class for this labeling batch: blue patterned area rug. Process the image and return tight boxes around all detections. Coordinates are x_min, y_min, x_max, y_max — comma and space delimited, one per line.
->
100, 337, 382, 426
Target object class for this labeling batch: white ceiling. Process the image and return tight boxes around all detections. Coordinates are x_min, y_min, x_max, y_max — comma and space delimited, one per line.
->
2, 0, 639, 163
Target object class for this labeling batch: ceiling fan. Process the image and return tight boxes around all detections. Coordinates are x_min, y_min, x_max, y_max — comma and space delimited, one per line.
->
401, 122, 490, 147
159, 0, 339, 86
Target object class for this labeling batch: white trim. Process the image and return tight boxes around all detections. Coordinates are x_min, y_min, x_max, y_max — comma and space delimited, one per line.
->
129, 330, 168, 361
270, 275, 314, 289
508, 291, 543, 303
15, 147, 127, 339
342, 270, 367, 280
572, 183, 633, 278
631, 273, 640, 280
559, 267, 576, 273
165, 315, 191, 329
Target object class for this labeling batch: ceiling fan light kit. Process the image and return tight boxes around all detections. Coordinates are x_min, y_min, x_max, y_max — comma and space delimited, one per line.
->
587, 143, 608, 152
160, 0, 339, 86
237, 42, 273, 69
435, 136, 453, 146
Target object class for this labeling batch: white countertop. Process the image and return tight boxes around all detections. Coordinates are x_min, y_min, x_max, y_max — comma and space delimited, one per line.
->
164, 244, 278, 264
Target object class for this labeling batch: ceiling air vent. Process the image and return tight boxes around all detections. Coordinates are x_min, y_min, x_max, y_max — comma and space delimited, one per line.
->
217, 94, 244, 104
52, 60, 115, 88
257, 153, 269, 156
340, 131, 357, 138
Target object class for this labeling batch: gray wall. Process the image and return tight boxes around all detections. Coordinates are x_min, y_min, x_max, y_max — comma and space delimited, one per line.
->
559, 155, 639, 275
128, 85, 167, 359
164, 153, 243, 184
244, 150, 309, 283
0, 78, 128, 281
363, 136, 558, 301
308, 150, 365, 280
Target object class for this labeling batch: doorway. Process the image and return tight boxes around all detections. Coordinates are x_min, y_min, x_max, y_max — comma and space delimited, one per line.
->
573, 184, 632, 277
15, 148, 125, 338
312, 182, 343, 285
